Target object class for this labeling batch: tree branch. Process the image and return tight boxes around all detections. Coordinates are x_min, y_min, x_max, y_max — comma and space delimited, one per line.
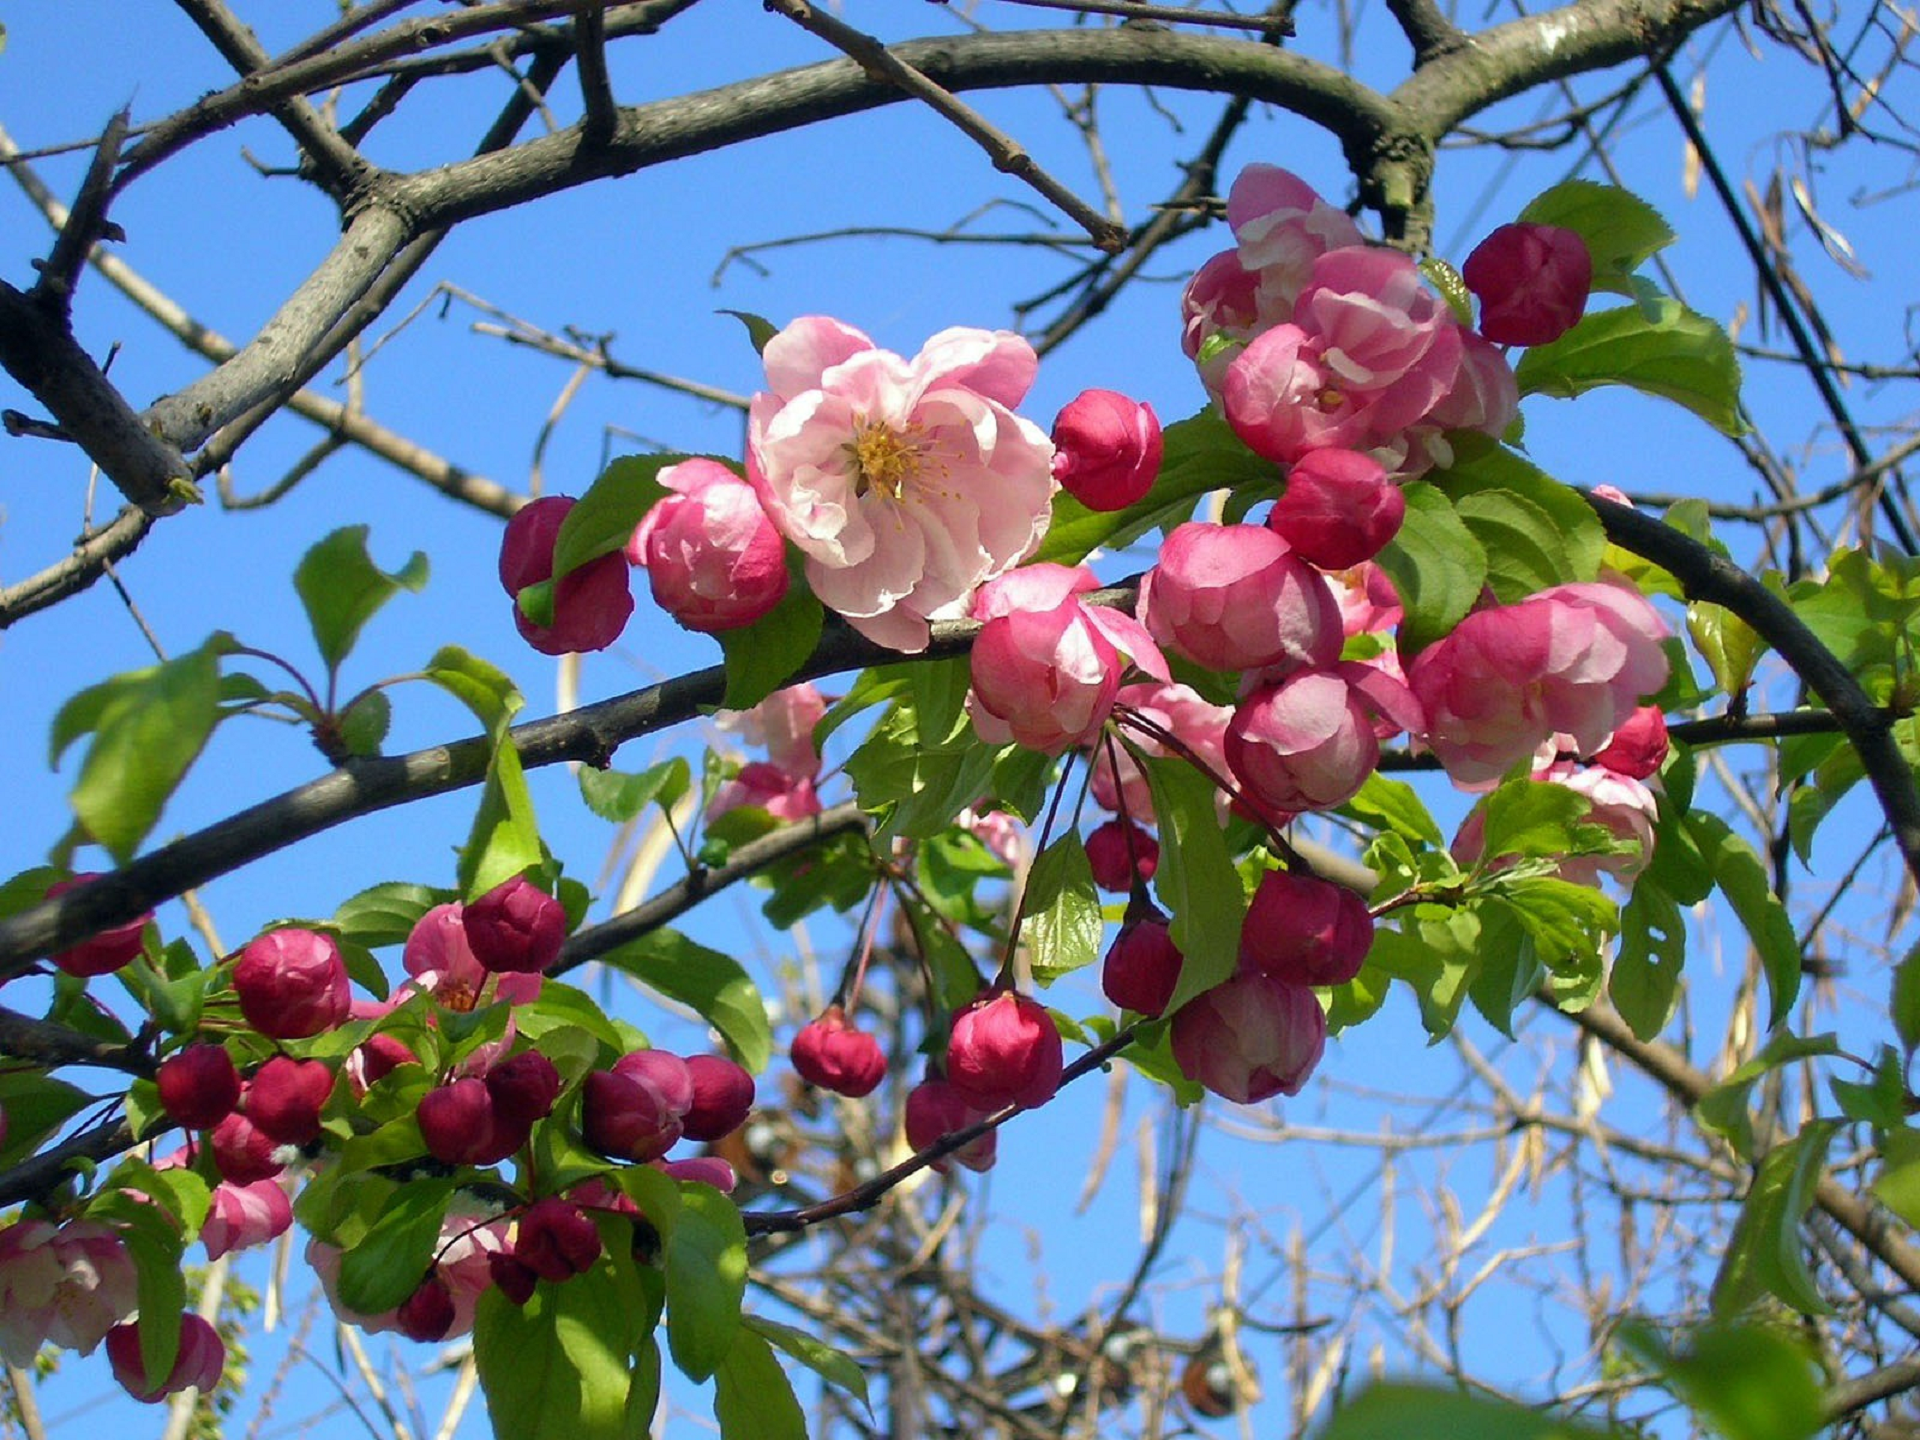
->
0, 506, 154, 629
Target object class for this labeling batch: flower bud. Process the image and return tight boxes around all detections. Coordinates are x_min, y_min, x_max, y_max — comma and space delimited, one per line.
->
489, 1252, 540, 1306
1050, 389, 1164, 511
462, 877, 566, 975
201, 1178, 293, 1261
1267, 449, 1405, 570
514, 1198, 602, 1282
233, 928, 351, 1039
485, 1050, 563, 1129
418, 1078, 505, 1166
633, 459, 789, 632
946, 991, 1063, 1112
790, 1006, 887, 1098
45, 875, 152, 979
244, 1056, 333, 1145
1238, 869, 1373, 987
903, 1079, 996, 1173
612, 1049, 694, 1117
1589, 705, 1669, 779
580, 1070, 682, 1163
352, 1032, 421, 1090
1139, 522, 1341, 675
499, 495, 635, 656
1102, 913, 1185, 1018
1170, 971, 1325, 1103
107, 1313, 225, 1402
656, 1156, 738, 1191
1084, 820, 1158, 893
681, 1055, 755, 1142
1461, 222, 1592, 347
156, 1044, 242, 1130
210, 1111, 283, 1185
396, 1273, 456, 1343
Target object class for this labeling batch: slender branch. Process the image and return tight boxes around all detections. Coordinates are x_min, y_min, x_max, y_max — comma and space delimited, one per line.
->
573, 0, 618, 145
1825, 1355, 1920, 1422
32, 109, 127, 318
1384, 0, 1468, 65
987, 0, 1295, 35
0, 506, 154, 629
0, 1116, 136, 1209
0, 1006, 155, 1077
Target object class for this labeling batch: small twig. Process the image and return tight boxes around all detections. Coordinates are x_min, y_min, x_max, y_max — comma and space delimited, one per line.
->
573, 0, 618, 143
32, 109, 128, 318
987, 0, 1295, 35
761, 0, 1128, 253
0, 505, 154, 629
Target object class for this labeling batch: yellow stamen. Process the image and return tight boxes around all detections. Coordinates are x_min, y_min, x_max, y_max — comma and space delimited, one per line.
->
849, 421, 923, 500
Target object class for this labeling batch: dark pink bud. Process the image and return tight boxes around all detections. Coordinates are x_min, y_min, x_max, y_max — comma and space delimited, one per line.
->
395, 1273, 455, 1343
1462, 222, 1593, 347
1139, 522, 1342, 676
1170, 971, 1325, 1103
107, 1313, 224, 1402
46, 876, 152, 979
612, 1050, 694, 1117
485, 1050, 563, 1128
500, 495, 635, 656
461, 877, 566, 975
354, 1033, 420, 1088
489, 1252, 539, 1306
681, 1055, 755, 1142
418, 1079, 504, 1166
210, 1111, 283, 1185
514, 1198, 602, 1281
903, 1079, 996, 1173
1084, 820, 1158, 893
1239, 869, 1373, 987
1050, 389, 1164, 512
156, 1045, 241, 1130
1102, 913, 1185, 1018
580, 1070, 682, 1163
790, 1006, 887, 1098
243, 1057, 333, 1145
233, 928, 351, 1039
634, 459, 789, 633
1589, 705, 1669, 779
1268, 449, 1405, 570
946, 991, 1063, 1112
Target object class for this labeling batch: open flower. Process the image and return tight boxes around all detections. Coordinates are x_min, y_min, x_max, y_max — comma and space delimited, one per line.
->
747, 317, 1055, 652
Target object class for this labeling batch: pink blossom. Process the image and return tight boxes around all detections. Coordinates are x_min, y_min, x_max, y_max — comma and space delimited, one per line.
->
463, 876, 566, 976
1408, 581, 1670, 787
904, 1078, 997, 1173
0, 1219, 138, 1365
581, 1069, 682, 1162
309, 1215, 507, 1340
499, 495, 635, 656
946, 991, 1063, 1111
156, 1044, 241, 1130
233, 928, 351, 1039
1239, 869, 1374, 987
719, 683, 827, 780
244, 1056, 333, 1145
108, 1312, 224, 1402
1180, 249, 1265, 394
209, 1112, 284, 1186
1051, 389, 1163, 511
1093, 682, 1234, 823
1267, 449, 1405, 569
968, 563, 1166, 755
707, 762, 822, 823
656, 1156, 739, 1191
402, 904, 541, 1011
747, 316, 1055, 652
1462, 222, 1593, 347
681, 1055, 755, 1142
1325, 562, 1403, 638
201, 1178, 293, 1260
1225, 165, 1365, 312
1085, 819, 1158, 892
958, 805, 1030, 869
631, 458, 789, 632
1139, 523, 1342, 675
1226, 664, 1422, 817
1170, 971, 1326, 1103
45, 875, 151, 979
791, 1005, 887, 1098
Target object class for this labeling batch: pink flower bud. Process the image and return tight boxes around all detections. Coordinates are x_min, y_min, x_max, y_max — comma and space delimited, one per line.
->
1227, 665, 1421, 817
791, 1006, 887, 1098
499, 495, 635, 656
1050, 389, 1164, 511
1462, 222, 1592, 347
0, 1219, 138, 1365
244, 1057, 333, 1145
156, 1044, 241, 1130
681, 1055, 755, 1142
462, 877, 566, 975
233, 928, 351, 1039
107, 1313, 224, 1403
1171, 971, 1325, 1102
612, 1050, 694, 1117
656, 1156, 738, 1191
1084, 820, 1158, 893
1139, 522, 1341, 675
1102, 912, 1185, 1018
1590, 705, 1669, 779
485, 1050, 563, 1128
903, 1078, 997, 1173
210, 1111, 283, 1185
581, 1070, 682, 1162
418, 1078, 505, 1166
946, 991, 1063, 1112
201, 1178, 293, 1261
489, 1252, 539, 1306
45, 875, 152, 978
633, 459, 789, 632
514, 1198, 602, 1282
351, 1032, 421, 1091
396, 1273, 456, 1343
1239, 870, 1373, 987
1268, 449, 1405, 570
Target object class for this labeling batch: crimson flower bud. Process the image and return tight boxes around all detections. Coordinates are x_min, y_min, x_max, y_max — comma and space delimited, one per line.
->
45, 875, 152, 979
500, 495, 635, 656
681, 1055, 755, 1142
1589, 705, 1669, 780
107, 1313, 224, 1402
580, 1070, 682, 1163
210, 1111, 283, 1185
233, 928, 351, 1039
462, 877, 566, 975
485, 1050, 563, 1128
1050, 389, 1164, 512
1102, 912, 1185, 1018
418, 1079, 504, 1166
1238, 869, 1374, 988
1267, 449, 1405, 570
514, 1198, 602, 1282
156, 1045, 242, 1130
489, 1252, 539, 1306
353, 1033, 420, 1089
791, 1006, 887, 1098
903, 1079, 996, 1173
1462, 222, 1593, 347
395, 1273, 455, 1342
1170, 971, 1325, 1103
946, 991, 1063, 1112
612, 1050, 693, 1117
1084, 820, 1158, 893
244, 1057, 333, 1145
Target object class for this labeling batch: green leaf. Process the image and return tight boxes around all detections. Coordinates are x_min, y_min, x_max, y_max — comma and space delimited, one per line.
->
1695, 1032, 1840, 1160
425, 644, 522, 731
1142, 756, 1246, 1013
1466, 903, 1546, 1038
552, 454, 693, 581
1515, 299, 1746, 437
1342, 774, 1445, 848
427, 647, 542, 901
1711, 1119, 1839, 1317
743, 1315, 871, 1409
1035, 407, 1280, 566
333, 881, 453, 948
1517, 179, 1676, 281
1372, 481, 1487, 653
336, 689, 392, 757
1688, 602, 1768, 704
1871, 1126, 1920, 1225
1432, 436, 1605, 596
104, 1199, 186, 1387
52, 636, 226, 862
665, 1180, 748, 1381
578, 757, 690, 824
598, 929, 773, 1071
1686, 812, 1802, 1031
1611, 878, 1686, 1040
1419, 256, 1473, 325
716, 569, 824, 712
1368, 908, 1480, 1039
713, 1327, 807, 1440
293, 526, 428, 675
1474, 777, 1602, 865
336, 1177, 455, 1315
1024, 834, 1103, 983
1894, 939, 1920, 1052
1614, 1317, 1824, 1440
0, 1070, 93, 1171
1319, 1381, 1609, 1440
718, 309, 779, 354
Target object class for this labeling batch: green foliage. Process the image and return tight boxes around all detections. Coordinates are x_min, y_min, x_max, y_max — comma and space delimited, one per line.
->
716, 554, 824, 710
714, 1328, 808, 1440
555, 454, 690, 581
292, 525, 427, 677
1141, 756, 1246, 1013
1429, 437, 1606, 599
332, 880, 454, 949
1319, 1381, 1613, 1440
1518, 178, 1676, 283
744, 1314, 872, 1410
1023, 833, 1102, 983
597, 928, 775, 1070
1711, 1119, 1839, 1316
578, 756, 691, 824
1372, 482, 1486, 652
336, 1177, 456, 1314
1695, 1032, 1840, 1160
1614, 1317, 1824, 1440
845, 695, 1001, 842
0, 1069, 93, 1171
613, 1168, 748, 1383
1515, 297, 1746, 437
1610, 877, 1686, 1039
1684, 812, 1802, 1030
426, 645, 544, 900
